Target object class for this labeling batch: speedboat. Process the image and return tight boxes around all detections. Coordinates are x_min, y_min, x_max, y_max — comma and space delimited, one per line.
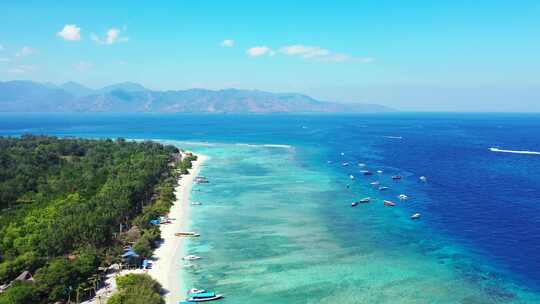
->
398, 194, 408, 200
378, 186, 389, 191
188, 288, 207, 295
377, 170, 383, 174
360, 170, 373, 176
411, 213, 421, 220
370, 181, 380, 186
349, 175, 355, 180
384, 200, 396, 206
392, 175, 402, 180
360, 197, 371, 203
191, 201, 202, 205
342, 162, 349, 166
419, 176, 427, 182
183, 255, 201, 261
186, 292, 224, 302
351, 202, 358, 207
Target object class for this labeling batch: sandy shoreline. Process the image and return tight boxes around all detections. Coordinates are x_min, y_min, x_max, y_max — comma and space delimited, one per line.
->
148, 152, 208, 304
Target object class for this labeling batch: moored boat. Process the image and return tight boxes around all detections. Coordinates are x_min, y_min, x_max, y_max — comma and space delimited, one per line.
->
384, 200, 396, 206
183, 255, 201, 260
378, 186, 389, 191
370, 181, 380, 186
360, 197, 371, 203
351, 202, 359, 207
420, 176, 427, 182
398, 194, 408, 200
188, 288, 207, 295
411, 213, 421, 220
360, 170, 373, 176
392, 175, 402, 180
175, 232, 201, 237
186, 291, 224, 302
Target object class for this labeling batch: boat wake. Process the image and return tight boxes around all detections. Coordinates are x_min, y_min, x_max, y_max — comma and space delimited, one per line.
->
489, 147, 540, 155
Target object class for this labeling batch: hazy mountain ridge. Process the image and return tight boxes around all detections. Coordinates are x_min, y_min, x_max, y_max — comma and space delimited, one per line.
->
0, 80, 394, 113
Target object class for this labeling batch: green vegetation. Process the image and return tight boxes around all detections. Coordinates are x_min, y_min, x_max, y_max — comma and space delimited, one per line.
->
107, 273, 164, 304
0, 135, 184, 303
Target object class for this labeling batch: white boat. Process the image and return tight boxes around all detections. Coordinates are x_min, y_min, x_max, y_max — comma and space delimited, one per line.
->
359, 197, 371, 203
191, 201, 202, 205
188, 288, 207, 295
341, 152, 345, 156
186, 292, 224, 302
370, 181, 380, 186
377, 170, 383, 174
342, 162, 349, 166
398, 194, 408, 200
349, 175, 355, 180
183, 255, 201, 261
378, 186, 389, 191
420, 176, 427, 182
411, 213, 421, 220
358, 163, 366, 167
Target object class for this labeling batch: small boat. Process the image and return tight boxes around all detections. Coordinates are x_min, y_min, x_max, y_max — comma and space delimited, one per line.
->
359, 197, 371, 203
341, 152, 345, 156
398, 194, 408, 200
186, 292, 224, 302
392, 175, 402, 180
360, 170, 373, 176
342, 162, 349, 166
378, 186, 389, 191
349, 175, 355, 180
377, 170, 383, 174
175, 232, 201, 237
420, 176, 427, 182
358, 163, 366, 167
384, 200, 396, 206
188, 288, 207, 295
370, 181, 380, 186
351, 202, 359, 207
411, 213, 421, 220
183, 255, 201, 261
191, 201, 202, 206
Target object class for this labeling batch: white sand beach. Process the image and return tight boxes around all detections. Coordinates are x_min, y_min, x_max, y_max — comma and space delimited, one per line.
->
148, 152, 208, 304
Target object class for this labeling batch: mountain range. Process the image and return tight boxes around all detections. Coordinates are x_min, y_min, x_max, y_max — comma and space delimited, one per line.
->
0, 80, 394, 113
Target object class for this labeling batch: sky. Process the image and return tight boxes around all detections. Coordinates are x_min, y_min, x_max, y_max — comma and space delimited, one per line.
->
0, 1, 539, 111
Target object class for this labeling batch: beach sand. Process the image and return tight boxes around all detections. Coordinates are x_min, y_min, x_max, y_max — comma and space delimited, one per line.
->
148, 153, 208, 304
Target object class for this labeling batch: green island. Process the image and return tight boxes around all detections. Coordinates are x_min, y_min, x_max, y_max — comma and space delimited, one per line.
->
0, 135, 196, 304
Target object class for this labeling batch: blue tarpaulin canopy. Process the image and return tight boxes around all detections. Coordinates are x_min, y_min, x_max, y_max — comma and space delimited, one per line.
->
149, 219, 160, 226
122, 249, 139, 258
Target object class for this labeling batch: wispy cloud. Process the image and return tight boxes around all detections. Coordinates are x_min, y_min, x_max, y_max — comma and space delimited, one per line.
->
8, 65, 37, 74
15, 46, 37, 57
246, 46, 274, 57
57, 24, 81, 41
74, 60, 93, 71
221, 39, 235, 47
91, 27, 128, 45
280, 44, 373, 63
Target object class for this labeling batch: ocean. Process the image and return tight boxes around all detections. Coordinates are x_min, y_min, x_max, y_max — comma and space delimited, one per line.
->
1, 112, 540, 303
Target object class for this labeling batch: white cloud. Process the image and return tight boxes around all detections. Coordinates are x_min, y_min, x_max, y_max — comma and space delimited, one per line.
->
280, 44, 373, 63
57, 24, 81, 41
15, 46, 37, 57
91, 27, 128, 45
246, 46, 274, 57
74, 61, 93, 71
221, 39, 235, 47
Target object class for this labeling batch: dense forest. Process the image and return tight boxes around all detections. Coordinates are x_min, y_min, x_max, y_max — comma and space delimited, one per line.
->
0, 135, 186, 303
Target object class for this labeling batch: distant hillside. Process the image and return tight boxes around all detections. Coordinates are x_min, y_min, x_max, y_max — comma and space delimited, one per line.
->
0, 80, 394, 113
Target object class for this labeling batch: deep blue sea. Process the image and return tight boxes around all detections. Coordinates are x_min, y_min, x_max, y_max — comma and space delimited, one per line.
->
1, 113, 540, 303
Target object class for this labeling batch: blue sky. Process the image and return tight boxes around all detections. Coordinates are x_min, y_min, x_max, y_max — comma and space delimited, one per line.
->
1, 1, 539, 111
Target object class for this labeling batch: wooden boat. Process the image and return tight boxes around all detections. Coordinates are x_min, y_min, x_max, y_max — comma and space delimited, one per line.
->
383, 200, 396, 206
175, 232, 201, 237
